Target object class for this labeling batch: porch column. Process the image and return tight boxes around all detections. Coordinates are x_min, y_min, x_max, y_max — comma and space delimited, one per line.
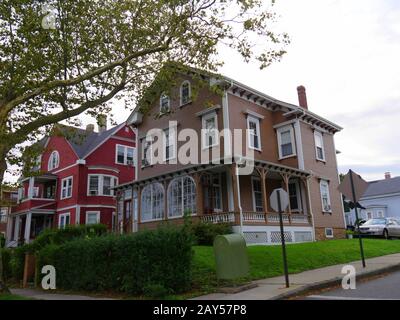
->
137, 185, 142, 226
14, 215, 20, 242
164, 180, 169, 220
194, 173, 204, 217
302, 177, 316, 241
230, 164, 243, 231
24, 212, 32, 244
6, 213, 13, 243
28, 177, 35, 199
256, 167, 269, 215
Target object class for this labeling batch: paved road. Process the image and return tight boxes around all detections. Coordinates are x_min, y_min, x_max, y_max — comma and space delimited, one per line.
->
302, 271, 400, 300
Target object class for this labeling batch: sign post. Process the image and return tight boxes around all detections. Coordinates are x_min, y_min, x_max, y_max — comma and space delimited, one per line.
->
270, 188, 290, 288
338, 170, 369, 268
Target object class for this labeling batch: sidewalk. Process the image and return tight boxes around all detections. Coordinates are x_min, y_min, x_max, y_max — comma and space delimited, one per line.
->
193, 253, 400, 300
10, 288, 114, 300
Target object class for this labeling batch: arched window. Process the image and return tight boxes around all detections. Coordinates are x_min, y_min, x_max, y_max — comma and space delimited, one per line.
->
180, 81, 191, 105
141, 183, 164, 221
160, 93, 170, 113
48, 151, 59, 171
168, 176, 196, 218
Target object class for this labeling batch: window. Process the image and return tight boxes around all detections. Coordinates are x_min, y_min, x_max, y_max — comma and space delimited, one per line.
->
289, 181, 302, 212
252, 177, 264, 212
247, 116, 261, 150
116, 144, 135, 165
277, 126, 296, 158
203, 174, 222, 212
202, 113, 218, 148
86, 211, 100, 225
367, 211, 373, 219
141, 183, 164, 221
319, 179, 331, 212
61, 176, 73, 199
168, 176, 196, 218
142, 138, 152, 167
160, 93, 170, 113
377, 210, 384, 218
180, 81, 191, 105
87, 175, 118, 196
0, 208, 8, 223
164, 128, 176, 161
33, 187, 40, 198
48, 151, 59, 171
325, 228, 334, 238
58, 213, 70, 229
314, 131, 325, 161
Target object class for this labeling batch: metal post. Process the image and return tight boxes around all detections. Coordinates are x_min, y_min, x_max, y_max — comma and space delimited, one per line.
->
277, 190, 290, 288
350, 170, 366, 268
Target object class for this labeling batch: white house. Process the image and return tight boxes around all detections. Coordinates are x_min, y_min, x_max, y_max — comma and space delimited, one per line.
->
345, 172, 400, 226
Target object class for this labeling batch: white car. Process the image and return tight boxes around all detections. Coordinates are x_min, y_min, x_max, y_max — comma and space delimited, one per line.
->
358, 218, 400, 239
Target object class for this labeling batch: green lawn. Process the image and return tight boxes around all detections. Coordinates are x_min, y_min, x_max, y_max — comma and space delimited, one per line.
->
189, 239, 400, 297
0, 294, 33, 300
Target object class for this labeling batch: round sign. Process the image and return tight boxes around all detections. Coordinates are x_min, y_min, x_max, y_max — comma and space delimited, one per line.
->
270, 188, 289, 213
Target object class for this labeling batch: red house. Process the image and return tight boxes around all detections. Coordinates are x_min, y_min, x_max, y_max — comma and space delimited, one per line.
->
6, 119, 136, 247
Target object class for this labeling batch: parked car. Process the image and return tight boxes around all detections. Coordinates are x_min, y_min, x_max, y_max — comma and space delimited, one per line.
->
358, 218, 400, 239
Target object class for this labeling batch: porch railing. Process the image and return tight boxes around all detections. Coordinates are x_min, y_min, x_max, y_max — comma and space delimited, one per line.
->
199, 211, 311, 226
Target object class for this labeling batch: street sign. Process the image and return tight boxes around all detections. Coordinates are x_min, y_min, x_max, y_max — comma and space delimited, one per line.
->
338, 169, 368, 268
338, 170, 369, 203
270, 188, 289, 213
269, 188, 290, 288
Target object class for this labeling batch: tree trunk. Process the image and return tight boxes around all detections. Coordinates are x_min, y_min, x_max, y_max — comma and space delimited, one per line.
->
0, 147, 11, 294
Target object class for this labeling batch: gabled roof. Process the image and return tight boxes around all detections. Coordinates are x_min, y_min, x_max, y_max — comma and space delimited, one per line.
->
362, 177, 400, 198
45, 123, 125, 159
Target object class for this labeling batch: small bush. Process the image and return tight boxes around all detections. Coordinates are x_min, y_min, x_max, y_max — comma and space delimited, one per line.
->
36, 226, 194, 295
143, 284, 172, 299
1, 248, 12, 279
191, 223, 232, 246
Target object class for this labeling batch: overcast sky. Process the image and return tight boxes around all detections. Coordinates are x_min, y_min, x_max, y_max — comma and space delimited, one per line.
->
5, 0, 400, 183
216, 0, 400, 181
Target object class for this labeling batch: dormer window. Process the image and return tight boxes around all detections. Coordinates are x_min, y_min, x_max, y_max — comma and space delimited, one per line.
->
180, 81, 191, 106
160, 93, 170, 113
48, 151, 59, 171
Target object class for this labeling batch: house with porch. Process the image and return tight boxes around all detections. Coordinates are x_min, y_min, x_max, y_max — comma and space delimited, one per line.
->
1, 186, 18, 237
6, 119, 136, 247
115, 69, 346, 244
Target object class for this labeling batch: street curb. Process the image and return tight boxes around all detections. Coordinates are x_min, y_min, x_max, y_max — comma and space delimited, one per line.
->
270, 262, 400, 300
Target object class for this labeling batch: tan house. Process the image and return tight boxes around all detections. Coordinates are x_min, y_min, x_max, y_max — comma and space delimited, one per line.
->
116, 70, 346, 244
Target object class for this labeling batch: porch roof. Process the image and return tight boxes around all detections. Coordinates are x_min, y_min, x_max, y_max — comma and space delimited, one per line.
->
115, 158, 311, 190
20, 173, 58, 183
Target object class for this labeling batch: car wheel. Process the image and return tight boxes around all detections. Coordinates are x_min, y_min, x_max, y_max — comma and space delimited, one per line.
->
383, 229, 390, 240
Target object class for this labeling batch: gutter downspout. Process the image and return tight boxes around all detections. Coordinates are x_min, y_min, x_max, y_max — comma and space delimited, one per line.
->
306, 177, 316, 241
235, 163, 244, 234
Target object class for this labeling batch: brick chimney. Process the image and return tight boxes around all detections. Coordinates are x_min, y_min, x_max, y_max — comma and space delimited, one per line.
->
385, 172, 391, 180
86, 124, 95, 133
97, 115, 107, 133
297, 85, 308, 109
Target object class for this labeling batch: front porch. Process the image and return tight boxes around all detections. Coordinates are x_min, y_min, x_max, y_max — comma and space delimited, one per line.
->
116, 161, 315, 244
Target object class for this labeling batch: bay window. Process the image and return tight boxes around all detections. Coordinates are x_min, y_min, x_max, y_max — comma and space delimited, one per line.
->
61, 176, 73, 199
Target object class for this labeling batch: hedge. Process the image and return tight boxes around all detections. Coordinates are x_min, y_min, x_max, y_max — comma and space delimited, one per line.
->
36, 226, 194, 295
1, 248, 12, 280
191, 222, 232, 245
6, 224, 107, 281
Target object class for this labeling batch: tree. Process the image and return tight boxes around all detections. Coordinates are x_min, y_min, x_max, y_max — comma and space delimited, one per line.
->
0, 0, 289, 292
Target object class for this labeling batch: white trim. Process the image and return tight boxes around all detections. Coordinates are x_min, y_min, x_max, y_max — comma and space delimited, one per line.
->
76, 205, 80, 225
226, 167, 234, 211
85, 211, 100, 224
325, 227, 334, 238
58, 212, 71, 229
201, 112, 219, 149
314, 130, 326, 162
360, 192, 400, 201
55, 204, 116, 213
87, 174, 118, 197
247, 115, 262, 151
88, 166, 120, 174
243, 109, 265, 120
180, 80, 192, 106
273, 119, 297, 129
115, 144, 135, 166
48, 151, 60, 171
60, 176, 73, 200
306, 178, 316, 241
319, 179, 332, 213
277, 125, 297, 159
294, 120, 305, 170
195, 105, 221, 117
222, 91, 232, 158
52, 159, 86, 174
110, 135, 135, 143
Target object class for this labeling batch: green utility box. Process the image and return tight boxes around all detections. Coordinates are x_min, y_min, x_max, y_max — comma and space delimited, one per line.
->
213, 234, 250, 280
